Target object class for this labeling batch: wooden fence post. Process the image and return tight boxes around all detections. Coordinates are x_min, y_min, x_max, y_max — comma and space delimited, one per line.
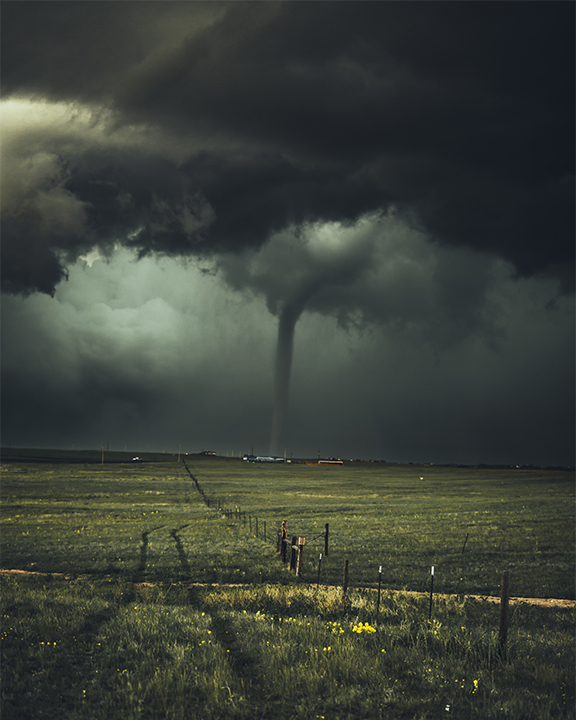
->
499, 570, 510, 659
290, 535, 298, 572
324, 523, 329, 556
342, 559, 349, 602
280, 520, 288, 562
297, 537, 305, 577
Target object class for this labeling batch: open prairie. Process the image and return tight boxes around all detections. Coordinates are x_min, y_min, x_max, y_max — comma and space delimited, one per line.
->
1, 455, 574, 719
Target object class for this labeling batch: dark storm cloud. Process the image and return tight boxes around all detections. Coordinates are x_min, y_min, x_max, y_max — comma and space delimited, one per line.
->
1, 2, 226, 101
1, 253, 278, 453
1, 2, 574, 466
1, 1, 574, 295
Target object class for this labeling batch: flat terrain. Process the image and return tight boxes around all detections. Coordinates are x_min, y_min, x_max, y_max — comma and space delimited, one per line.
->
1, 455, 574, 719
3, 455, 572, 597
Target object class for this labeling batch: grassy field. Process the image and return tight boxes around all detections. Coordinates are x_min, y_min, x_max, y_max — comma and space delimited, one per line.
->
1, 455, 574, 719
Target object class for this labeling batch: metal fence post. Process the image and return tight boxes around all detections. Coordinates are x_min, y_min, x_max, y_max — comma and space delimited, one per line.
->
499, 570, 510, 659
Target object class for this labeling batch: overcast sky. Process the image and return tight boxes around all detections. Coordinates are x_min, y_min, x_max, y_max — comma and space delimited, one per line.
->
2, 2, 574, 465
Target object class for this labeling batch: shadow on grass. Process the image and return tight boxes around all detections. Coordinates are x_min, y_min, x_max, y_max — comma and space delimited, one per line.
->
135, 525, 166, 581
170, 527, 192, 578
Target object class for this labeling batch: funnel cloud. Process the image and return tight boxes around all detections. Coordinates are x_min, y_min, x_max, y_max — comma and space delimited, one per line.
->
269, 304, 299, 456
269, 289, 316, 455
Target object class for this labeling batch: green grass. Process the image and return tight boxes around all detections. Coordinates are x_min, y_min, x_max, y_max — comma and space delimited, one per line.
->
1, 457, 574, 718
178, 458, 575, 598
1, 576, 573, 719
3, 457, 572, 596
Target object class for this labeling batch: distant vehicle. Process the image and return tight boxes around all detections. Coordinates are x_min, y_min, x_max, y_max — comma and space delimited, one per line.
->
243, 454, 286, 463
201, 450, 216, 456
132, 456, 143, 461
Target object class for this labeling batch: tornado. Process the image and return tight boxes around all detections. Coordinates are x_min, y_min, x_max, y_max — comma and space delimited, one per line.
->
268, 276, 319, 456
268, 303, 300, 456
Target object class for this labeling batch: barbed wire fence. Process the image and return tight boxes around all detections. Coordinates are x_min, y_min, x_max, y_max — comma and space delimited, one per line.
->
182, 459, 514, 656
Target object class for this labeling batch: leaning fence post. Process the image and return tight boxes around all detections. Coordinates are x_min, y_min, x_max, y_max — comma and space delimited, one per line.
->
461, 532, 469, 554
342, 559, 349, 602
499, 570, 510, 659
324, 523, 329, 556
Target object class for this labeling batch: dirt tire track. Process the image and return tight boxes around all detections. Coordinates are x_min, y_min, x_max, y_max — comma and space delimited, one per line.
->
1, 569, 573, 608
